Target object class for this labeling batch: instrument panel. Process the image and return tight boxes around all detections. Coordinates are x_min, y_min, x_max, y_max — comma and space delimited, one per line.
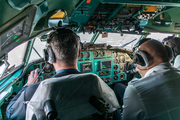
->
25, 44, 133, 85
25, 59, 55, 81
77, 45, 133, 85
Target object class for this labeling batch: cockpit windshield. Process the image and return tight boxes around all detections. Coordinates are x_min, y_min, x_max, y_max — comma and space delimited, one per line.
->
0, 42, 27, 77
29, 38, 46, 63
147, 33, 172, 42
79, 33, 141, 50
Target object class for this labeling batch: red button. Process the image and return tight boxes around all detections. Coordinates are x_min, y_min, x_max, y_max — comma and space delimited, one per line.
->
86, 0, 91, 3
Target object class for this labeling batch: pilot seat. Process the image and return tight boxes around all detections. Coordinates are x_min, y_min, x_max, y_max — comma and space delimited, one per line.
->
26, 73, 120, 120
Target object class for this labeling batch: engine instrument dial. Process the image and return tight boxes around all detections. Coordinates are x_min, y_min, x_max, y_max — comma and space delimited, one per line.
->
120, 73, 125, 80
99, 51, 105, 57
119, 55, 125, 63
84, 52, 90, 58
119, 64, 125, 72
113, 59, 118, 64
93, 51, 98, 57
113, 65, 118, 70
42, 63, 53, 73
113, 52, 117, 58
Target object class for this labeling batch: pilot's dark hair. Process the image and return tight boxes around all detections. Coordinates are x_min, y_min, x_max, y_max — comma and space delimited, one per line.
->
162, 36, 174, 44
48, 28, 80, 65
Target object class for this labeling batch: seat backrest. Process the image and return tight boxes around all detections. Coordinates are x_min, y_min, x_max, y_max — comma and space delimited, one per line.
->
26, 73, 119, 120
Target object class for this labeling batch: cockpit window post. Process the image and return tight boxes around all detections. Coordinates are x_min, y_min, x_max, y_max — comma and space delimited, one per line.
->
0, 55, 9, 77
90, 32, 100, 43
22, 38, 35, 66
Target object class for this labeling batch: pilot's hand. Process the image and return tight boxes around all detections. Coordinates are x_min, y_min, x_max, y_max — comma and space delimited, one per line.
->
26, 71, 38, 86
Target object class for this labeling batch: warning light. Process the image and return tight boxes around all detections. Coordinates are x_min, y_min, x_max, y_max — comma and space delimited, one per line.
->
114, 71, 118, 75
14, 36, 18, 40
86, 0, 91, 3
114, 76, 118, 80
16, 39, 20, 42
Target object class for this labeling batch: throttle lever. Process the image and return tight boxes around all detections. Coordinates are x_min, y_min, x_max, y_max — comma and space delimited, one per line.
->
35, 68, 40, 73
33, 68, 43, 83
33, 62, 48, 83
124, 61, 129, 72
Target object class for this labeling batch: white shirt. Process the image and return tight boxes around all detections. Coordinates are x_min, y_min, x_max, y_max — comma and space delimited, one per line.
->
144, 62, 171, 77
122, 62, 180, 120
174, 55, 180, 69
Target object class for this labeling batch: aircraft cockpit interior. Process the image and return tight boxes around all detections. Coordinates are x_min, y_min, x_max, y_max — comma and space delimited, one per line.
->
0, 0, 180, 119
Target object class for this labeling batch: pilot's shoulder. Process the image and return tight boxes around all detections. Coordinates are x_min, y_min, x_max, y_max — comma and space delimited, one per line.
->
128, 77, 140, 85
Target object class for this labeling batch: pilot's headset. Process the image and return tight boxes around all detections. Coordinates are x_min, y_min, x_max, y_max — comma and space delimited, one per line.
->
43, 27, 80, 64
132, 38, 173, 67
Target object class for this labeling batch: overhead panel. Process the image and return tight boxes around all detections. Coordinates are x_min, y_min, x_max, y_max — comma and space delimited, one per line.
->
71, 0, 100, 24
99, 0, 180, 7
75, 3, 142, 33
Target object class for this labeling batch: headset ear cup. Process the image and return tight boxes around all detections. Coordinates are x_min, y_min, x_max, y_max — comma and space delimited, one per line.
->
165, 45, 173, 61
47, 46, 55, 64
43, 49, 49, 62
133, 51, 149, 67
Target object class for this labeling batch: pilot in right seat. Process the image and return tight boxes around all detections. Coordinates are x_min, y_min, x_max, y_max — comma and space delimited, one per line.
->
115, 38, 180, 120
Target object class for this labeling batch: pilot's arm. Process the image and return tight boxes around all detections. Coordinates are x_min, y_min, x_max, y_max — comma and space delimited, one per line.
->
6, 71, 38, 120
122, 84, 147, 120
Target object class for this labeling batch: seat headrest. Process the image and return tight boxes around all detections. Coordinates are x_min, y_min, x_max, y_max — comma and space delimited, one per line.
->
26, 73, 119, 120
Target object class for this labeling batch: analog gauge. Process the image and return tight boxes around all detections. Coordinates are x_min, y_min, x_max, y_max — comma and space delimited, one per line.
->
93, 51, 98, 57
80, 53, 83, 59
119, 64, 125, 72
42, 63, 53, 73
99, 51, 105, 57
113, 59, 118, 64
113, 52, 117, 58
119, 55, 125, 63
105, 50, 111, 56
84, 52, 90, 58
113, 65, 118, 70
120, 73, 125, 80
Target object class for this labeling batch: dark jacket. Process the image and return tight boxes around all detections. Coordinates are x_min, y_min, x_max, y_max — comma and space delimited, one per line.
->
6, 70, 80, 120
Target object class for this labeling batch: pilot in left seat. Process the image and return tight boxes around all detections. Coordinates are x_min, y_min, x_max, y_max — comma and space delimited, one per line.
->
6, 28, 82, 120
6, 28, 121, 120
